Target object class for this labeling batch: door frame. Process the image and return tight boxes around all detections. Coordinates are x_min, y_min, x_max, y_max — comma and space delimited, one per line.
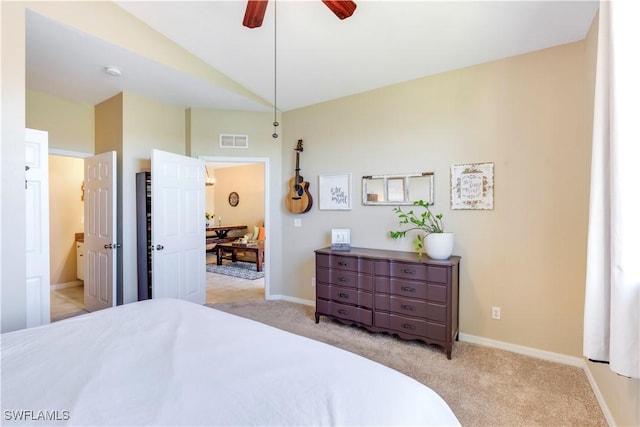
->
200, 156, 270, 299
47, 149, 92, 317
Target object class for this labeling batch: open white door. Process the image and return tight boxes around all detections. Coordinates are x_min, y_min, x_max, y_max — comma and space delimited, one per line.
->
25, 128, 50, 327
151, 149, 205, 304
84, 151, 117, 312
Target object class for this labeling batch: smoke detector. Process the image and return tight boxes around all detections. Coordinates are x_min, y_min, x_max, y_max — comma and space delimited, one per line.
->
104, 66, 122, 77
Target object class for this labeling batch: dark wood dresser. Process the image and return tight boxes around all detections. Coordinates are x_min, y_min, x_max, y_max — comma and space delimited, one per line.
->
314, 247, 461, 359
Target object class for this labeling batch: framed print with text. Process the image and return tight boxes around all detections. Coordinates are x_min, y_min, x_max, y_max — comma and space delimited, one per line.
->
451, 162, 494, 210
319, 173, 352, 210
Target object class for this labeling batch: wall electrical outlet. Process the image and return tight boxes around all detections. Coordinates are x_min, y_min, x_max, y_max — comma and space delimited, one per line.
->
311, 277, 316, 287
294, 218, 302, 227
492, 306, 501, 320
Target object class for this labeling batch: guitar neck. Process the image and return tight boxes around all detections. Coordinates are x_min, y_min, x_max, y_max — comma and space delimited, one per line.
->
294, 152, 301, 178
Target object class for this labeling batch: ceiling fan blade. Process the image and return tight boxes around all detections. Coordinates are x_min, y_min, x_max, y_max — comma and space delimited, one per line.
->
321, 0, 357, 20
243, 0, 268, 29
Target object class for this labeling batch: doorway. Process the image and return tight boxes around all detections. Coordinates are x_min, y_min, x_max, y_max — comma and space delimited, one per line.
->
48, 152, 89, 321
202, 156, 270, 304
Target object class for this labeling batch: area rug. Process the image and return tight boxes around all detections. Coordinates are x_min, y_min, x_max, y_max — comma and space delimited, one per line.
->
206, 261, 264, 280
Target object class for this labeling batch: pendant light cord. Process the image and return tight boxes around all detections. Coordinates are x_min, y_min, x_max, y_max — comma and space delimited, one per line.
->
272, 0, 279, 138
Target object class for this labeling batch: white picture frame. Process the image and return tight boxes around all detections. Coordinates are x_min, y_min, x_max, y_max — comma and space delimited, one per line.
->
331, 228, 351, 251
450, 162, 494, 210
319, 173, 352, 210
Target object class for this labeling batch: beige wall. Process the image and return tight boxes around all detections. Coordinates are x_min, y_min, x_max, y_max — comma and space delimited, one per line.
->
210, 164, 265, 232
26, 90, 94, 153
282, 41, 591, 359
48, 155, 84, 285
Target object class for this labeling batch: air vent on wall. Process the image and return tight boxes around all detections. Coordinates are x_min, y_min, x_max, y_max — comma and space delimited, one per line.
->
219, 134, 248, 149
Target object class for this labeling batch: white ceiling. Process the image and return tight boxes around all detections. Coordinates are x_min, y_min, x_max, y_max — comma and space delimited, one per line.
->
26, 1, 599, 113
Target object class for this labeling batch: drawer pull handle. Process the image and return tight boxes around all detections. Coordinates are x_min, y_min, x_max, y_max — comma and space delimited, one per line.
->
400, 286, 416, 293
401, 323, 415, 330
337, 309, 348, 315
338, 261, 348, 266
338, 293, 350, 299
403, 269, 415, 275
338, 277, 349, 282
401, 304, 415, 311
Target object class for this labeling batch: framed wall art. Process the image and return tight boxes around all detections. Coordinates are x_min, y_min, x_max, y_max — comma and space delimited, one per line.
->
319, 173, 352, 210
451, 162, 494, 210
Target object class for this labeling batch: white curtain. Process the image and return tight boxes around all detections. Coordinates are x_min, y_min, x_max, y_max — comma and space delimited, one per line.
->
583, 0, 640, 379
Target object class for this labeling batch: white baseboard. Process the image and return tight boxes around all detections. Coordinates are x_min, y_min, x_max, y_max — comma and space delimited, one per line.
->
458, 333, 584, 367
459, 333, 613, 426
267, 294, 315, 307
582, 362, 616, 427
51, 280, 83, 290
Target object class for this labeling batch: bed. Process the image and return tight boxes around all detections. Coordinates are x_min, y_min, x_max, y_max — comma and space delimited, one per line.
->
1, 298, 460, 426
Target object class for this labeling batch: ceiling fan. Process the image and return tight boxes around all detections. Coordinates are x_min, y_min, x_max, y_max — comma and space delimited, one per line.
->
243, 0, 357, 29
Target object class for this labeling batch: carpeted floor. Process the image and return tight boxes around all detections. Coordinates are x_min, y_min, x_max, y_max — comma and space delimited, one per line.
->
206, 299, 607, 427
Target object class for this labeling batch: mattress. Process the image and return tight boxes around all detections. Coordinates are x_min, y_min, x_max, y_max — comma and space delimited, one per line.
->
1, 298, 460, 426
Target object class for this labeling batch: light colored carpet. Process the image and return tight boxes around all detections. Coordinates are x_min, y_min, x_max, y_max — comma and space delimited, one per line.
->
206, 299, 606, 427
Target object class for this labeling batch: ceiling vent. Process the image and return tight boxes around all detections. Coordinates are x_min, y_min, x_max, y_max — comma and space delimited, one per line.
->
220, 134, 248, 149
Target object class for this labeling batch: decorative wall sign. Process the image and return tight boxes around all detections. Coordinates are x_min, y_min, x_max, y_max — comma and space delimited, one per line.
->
319, 173, 352, 210
451, 162, 494, 209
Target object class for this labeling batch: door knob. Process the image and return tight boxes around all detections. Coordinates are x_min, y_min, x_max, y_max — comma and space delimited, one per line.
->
104, 244, 112, 249
156, 244, 164, 250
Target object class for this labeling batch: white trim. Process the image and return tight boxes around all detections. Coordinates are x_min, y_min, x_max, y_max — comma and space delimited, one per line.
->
458, 333, 583, 367
51, 280, 83, 290
271, 294, 314, 307
582, 363, 616, 427
459, 333, 614, 426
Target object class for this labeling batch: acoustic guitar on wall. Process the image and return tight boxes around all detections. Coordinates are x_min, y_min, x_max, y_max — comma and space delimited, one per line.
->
286, 139, 313, 214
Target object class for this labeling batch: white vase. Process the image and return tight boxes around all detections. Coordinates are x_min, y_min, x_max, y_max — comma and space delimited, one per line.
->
425, 233, 454, 260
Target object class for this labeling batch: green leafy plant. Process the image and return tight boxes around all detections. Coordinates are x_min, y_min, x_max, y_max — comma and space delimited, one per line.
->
389, 200, 444, 252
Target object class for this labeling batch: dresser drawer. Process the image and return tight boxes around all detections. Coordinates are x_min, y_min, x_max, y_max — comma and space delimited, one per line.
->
316, 253, 374, 274
317, 268, 373, 291
375, 294, 426, 316
375, 296, 446, 323
375, 278, 447, 303
317, 284, 373, 308
316, 299, 373, 326
375, 261, 449, 284
374, 313, 447, 342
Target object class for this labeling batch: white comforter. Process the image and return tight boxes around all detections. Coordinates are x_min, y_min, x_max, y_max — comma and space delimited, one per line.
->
1, 298, 460, 426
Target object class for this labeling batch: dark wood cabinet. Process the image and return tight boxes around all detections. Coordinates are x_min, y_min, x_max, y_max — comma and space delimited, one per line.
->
136, 172, 152, 300
315, 247, 461, 359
